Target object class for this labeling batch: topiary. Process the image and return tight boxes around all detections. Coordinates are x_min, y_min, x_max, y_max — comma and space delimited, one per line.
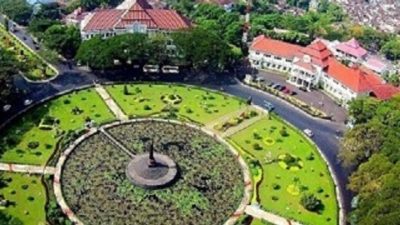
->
27, 141, 39, 149
300, 193, 323, 212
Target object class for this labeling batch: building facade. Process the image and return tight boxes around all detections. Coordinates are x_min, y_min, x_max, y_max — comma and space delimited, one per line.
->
249, 35, 400, 104
80, 0, 191, 40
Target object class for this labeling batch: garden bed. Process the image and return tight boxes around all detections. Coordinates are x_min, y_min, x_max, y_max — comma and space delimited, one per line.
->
62, 120, 244, 225
228, 116, 338, 225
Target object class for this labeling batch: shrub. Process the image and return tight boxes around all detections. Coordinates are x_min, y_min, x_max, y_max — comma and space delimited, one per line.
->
123, 85, 130, 95
279, 127, 289, 137
272, 183, 281, 190
63, 99, 71, 105
143, 105, 152, 110
253, 132, 262, 140
27, 141, 40, 149
300, 193, 323, 212
271, 196, 279, 201
21, 184, 29, 190
306, 153, 315, 160
27, 196, 35, 201
252, 143, 262, 150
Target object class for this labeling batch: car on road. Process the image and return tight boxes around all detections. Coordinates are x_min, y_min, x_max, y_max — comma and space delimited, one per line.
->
303, 129, 314, 137
24, 99, 33, 106
263, 101, 274, 111
2, 104, 11, 112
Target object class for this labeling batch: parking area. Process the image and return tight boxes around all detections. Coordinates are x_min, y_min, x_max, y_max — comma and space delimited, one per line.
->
255, 70, 348, 123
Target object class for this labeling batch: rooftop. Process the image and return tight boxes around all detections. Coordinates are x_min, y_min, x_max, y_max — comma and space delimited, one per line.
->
83, 0, 190, 32
335, 38, 368, 59
250, 35, 303, 60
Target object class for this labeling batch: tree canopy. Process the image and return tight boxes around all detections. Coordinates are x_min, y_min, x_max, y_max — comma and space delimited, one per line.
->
343, 97, 400, 225
42, 25, 81, 58
0, 48, 21, 104
0, 0, 32, 25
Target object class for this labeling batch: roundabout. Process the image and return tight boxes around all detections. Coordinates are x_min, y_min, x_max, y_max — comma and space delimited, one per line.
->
56, 119, 249, 225
0, 83, 341, 225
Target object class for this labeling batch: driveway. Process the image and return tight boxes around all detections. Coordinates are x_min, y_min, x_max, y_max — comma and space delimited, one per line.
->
255, 69, 348, 123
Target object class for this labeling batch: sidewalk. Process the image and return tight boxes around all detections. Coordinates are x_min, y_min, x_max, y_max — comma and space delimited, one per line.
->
95, 85, 129, 121
245, 205, 302, 225
0, 163, 56, 175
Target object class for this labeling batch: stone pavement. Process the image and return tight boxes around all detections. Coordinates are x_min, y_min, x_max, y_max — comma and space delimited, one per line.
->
0, 163, 55, 175
95, 84, 128, 121
245, 205, 302, 225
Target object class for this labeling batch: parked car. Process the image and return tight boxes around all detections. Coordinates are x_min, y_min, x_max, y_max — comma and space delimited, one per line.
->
267, 82, 275, 87
278, 85, 286, 91
303, 129, 314, 137
263, 100, 274, 111
299, 86, 308, 92
2, 104, 11, 112
272, 84, 281, 90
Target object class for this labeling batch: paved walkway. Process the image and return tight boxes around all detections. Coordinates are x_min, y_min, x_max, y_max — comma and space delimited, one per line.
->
0, 163, 56, 175
221, 112, 264, 137
95, 84, 128, 121
99, 127, 135, 158
245, 205, 302, 225
205, 106, 251, 131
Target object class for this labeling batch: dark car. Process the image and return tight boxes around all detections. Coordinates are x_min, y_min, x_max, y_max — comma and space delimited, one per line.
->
278, 85, 286, 91
272, 84, 281, 90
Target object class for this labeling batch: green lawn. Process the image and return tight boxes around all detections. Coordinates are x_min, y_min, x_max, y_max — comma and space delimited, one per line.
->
229, 116, 338, 225
0, 172, 46, 225
251, 218, 274, 225
0, 89, 115, 165
106, 84, 245, 124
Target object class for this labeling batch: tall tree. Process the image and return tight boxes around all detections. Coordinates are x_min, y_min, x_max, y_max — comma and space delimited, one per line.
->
43, 25, 81, 58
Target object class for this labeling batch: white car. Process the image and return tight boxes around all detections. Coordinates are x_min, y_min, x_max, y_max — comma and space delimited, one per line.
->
2, 104, 11, 112
303, 129, 314, 137
24, 99, 33, 106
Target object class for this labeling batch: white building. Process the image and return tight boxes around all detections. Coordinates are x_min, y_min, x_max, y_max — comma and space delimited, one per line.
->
249, 35, 400, 104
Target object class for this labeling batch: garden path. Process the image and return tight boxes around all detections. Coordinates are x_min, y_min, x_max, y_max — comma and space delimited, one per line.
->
99, 127, 135, 158
245, 205, 302, 225
0, 163, 55, 175
205, 105, 251, 131
95, 84, 128, 121
221, 112, 265, 138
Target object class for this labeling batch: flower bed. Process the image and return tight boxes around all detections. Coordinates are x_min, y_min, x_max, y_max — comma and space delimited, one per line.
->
62, 120, 244, 225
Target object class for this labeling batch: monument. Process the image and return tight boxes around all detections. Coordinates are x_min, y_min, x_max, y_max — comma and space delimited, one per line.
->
126, 137, 178, 189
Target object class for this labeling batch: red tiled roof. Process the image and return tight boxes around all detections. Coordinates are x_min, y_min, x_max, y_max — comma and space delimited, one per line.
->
83, 0, 190, 32
250, 35, 303, 59
297, 40, 331, 68
326, 58, 386, 93
83, 9, 124, 31
147, 9, 190, 30
370, 85, 400, 100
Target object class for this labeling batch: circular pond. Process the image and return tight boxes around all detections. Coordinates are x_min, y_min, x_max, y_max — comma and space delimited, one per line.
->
61, 120, 245, 225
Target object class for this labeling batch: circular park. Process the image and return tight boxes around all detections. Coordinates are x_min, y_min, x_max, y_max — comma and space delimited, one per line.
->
0, 83, 340, 225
